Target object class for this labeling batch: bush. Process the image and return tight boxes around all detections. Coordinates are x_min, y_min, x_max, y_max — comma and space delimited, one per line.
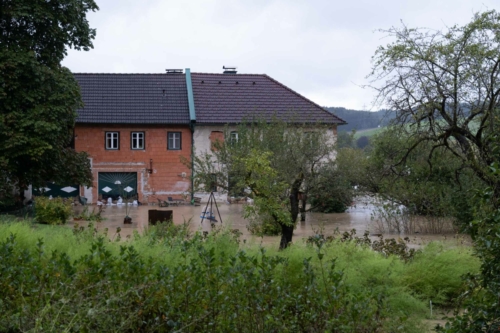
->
0, 228, 387, 332
400, 242, 479, 306
35, 196, 72, 225
310, 193, 349, 213
0, 221, 480, 332
246, 213, 281, 236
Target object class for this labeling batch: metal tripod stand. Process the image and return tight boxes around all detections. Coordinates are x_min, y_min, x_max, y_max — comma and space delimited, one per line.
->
200, 191, 223, 224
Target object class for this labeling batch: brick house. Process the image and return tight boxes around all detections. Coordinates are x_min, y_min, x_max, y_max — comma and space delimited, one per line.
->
73, 72, 194, 204
38, 68, 345, 204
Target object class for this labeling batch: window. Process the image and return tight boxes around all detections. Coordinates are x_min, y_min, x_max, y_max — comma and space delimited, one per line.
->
168, 132, 182, 150
131, 132, 145, 150
230, 131, 238, 144
209, 131, 224, 151
106, 132, 119, 150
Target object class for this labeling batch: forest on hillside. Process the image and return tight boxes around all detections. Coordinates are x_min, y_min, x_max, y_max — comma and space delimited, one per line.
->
326, 107, 395, 132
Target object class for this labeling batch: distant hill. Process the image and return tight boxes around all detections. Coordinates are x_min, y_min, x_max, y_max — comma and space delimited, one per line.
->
326, 107, 395, 132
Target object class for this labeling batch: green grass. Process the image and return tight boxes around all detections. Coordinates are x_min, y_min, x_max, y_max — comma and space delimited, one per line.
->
352, 117, 482, 140
0, 220, 480, 332
353, 127, 385, 139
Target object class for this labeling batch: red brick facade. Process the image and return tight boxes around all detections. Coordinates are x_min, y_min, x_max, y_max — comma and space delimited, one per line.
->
75, 124, 191, 204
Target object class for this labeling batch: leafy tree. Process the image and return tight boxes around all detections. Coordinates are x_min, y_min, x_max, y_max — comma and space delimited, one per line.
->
369, 10, 500, 200
356, 135, 370, 149
326, 107, 395, 132
437, 163, 500, 332
365, 128, 478, 226
369, 12, 500, 328
336, 130, 356, 149
0, 0, 98, 206
191, 119, 350, 249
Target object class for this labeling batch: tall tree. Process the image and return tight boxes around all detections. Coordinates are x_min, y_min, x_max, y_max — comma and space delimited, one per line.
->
191, 119, 350, 249
369, 11, 500, 331
368, 10, 500, 200
0, 0, 98, 205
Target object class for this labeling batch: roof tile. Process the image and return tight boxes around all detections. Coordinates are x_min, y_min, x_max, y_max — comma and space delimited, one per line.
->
73, 73, 190, 124
191, 73, 346, 124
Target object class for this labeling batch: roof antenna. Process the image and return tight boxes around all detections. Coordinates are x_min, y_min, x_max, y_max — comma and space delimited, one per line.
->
223, 66, 237, 74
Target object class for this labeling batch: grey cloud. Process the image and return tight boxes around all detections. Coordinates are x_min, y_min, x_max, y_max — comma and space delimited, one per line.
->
63, 0, 498, 109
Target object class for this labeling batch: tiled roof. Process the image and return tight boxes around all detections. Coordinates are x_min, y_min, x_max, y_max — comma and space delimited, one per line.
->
191, 73, 346, 125
73, 73, 190, 124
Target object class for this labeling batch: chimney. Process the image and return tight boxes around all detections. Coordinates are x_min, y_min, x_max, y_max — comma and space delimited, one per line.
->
223, 66, 237, 74
166, 69, 183, 74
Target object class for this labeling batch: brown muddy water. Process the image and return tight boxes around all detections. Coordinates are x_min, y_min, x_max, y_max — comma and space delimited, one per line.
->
70, 197, 471, 248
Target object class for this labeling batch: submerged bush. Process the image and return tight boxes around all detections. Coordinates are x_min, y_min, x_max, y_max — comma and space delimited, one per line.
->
34, 196, 72, 225
246, 213, 281, 236
309, 193, 349, 213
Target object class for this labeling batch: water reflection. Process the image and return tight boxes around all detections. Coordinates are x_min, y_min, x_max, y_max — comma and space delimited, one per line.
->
70, 198, 470, 247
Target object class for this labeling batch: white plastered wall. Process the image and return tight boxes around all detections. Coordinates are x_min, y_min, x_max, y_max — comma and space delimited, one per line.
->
193, 125, 237, 202
193, 124, 338, 202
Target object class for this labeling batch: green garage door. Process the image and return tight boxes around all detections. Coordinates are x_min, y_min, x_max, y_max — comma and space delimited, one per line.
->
33, 183, 79, 198
98, 172, 137, 199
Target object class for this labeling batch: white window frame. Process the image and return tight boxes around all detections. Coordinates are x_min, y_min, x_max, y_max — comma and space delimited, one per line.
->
230, 131, 238, 144
131, 132, 145, 150
105, 132, 119, 150
168, 132, 181, 150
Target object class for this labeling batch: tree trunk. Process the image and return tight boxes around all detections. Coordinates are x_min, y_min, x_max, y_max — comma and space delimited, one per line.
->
279, 223, 294, 249
279, 177, 302, 249
300, 193, 307, 222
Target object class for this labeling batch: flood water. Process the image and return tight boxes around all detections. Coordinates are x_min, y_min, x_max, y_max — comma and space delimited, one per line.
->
70, 197, 470, 247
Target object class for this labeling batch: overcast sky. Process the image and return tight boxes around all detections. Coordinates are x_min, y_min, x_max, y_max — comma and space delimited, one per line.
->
62, 0, 498, 110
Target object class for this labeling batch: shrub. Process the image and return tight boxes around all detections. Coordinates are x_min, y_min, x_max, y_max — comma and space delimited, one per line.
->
0, 231, 388, 332
246, 213, 281, 236
0, 221, 480, 332
310, 193, 349, 213
400, 242, 479, 306
34, 196, 72, 225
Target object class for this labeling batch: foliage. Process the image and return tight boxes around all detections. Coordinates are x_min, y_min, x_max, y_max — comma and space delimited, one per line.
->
360, 127, 478, 229
356, 135, 370, 149
191, 118, 348, 248
336, 130, 357, 149
437, 180, 500, 332
0, 0, 97, 202
1, 0, 98, 66
368, 11, 500, 330
0, 220, 481, 332
246, 213, 282, 236
326, 107, 395, 132
34, 196, 72, 225
239, 150, 291, 227
401, 242, 480, 306
307, 229, 419, 263
0, 225, 384, 332
143, 220, 190, 244
309, 192, 349, 213
369, 10, 500, 199
0, 189, 16, 211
